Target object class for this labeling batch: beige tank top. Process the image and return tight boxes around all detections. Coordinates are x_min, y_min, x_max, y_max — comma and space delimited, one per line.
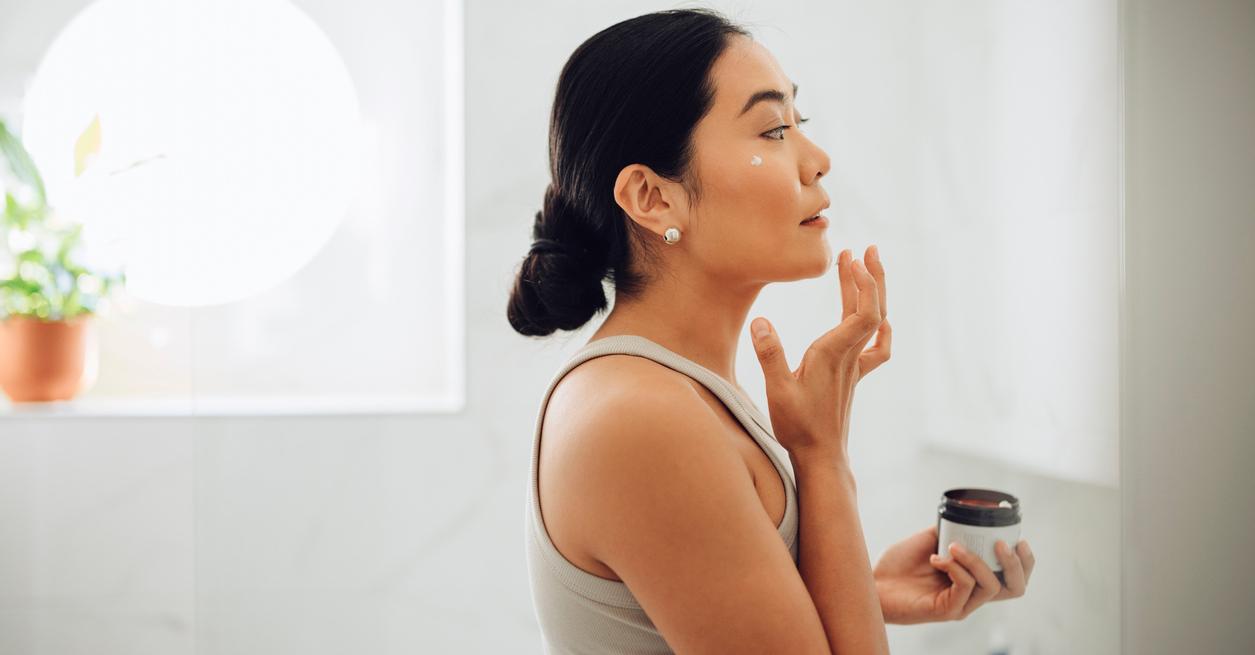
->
524, 334, 800, 654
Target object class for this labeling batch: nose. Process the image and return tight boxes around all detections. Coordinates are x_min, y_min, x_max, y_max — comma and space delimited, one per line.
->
802, 139, 831, 185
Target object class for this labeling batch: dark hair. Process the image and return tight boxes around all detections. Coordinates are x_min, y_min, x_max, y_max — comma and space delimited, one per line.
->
507, 8, 751, 337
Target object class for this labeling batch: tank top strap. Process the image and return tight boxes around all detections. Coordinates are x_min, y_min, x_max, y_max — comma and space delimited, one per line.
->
562, 334, 780, 445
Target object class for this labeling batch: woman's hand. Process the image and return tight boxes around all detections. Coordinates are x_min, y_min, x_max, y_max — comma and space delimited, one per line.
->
749, 246, 892, 463
872, 524, 1036, 624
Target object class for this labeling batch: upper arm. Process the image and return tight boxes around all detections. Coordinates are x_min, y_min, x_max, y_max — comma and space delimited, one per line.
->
567, 368, 832, 655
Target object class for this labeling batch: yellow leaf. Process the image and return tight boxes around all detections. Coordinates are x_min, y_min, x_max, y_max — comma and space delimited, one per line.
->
74, 114, 101, 177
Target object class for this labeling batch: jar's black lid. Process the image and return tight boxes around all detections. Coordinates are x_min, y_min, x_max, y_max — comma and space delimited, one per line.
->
938, 487, 1021, 527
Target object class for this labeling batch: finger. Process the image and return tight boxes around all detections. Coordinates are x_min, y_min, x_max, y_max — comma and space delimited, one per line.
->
929, 554, 976, 620
1017, 539, 1035, 584
847, 258, 881, 351
928, 552, 976, 620
817, 255, 879, 358
865, 244, 887, 320
838, 249, 855, 320
995, 540, 1028, 597
750, 318, 792, 389
947, 543, 1002, 615
854, 258, 881, 322
857, 317, 892, 377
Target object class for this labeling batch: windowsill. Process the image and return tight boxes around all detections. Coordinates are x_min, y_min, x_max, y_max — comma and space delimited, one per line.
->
0, 393, 464, 418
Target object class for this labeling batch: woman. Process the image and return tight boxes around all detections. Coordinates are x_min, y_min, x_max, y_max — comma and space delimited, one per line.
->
509, 9, 1034, 654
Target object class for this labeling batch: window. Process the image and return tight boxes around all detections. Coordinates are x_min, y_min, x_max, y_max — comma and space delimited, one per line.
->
0, 0, 465, 416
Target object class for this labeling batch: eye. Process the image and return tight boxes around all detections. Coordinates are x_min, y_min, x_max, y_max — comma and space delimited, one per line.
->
762, 125, 789, 140
761, 116, 810, 141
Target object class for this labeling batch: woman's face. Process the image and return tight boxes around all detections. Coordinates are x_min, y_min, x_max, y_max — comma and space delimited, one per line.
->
684, 35, 833, 284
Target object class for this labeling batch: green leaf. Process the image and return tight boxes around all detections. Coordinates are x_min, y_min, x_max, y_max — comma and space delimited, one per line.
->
3, 190, 45, 230
16, 249, 47, 266
0, 278, 42, 294
63, 282, 82, 316
0, 119, 47, 207
56, 223, 83, 267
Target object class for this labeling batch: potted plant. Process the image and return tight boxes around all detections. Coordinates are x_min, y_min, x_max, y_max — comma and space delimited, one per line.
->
0, 118, 125, 403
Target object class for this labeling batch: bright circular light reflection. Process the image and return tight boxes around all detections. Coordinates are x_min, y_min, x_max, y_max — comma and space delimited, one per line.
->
22, 0, 363, 307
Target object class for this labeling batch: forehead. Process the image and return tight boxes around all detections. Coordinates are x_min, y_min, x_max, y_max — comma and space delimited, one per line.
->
708, 36, 795, 118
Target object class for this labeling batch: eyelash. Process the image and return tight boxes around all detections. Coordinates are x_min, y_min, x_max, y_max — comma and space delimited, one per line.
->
763, 117, 810, 141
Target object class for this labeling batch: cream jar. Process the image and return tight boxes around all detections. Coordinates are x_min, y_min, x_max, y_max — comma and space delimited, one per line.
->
936, 488, 1022, 585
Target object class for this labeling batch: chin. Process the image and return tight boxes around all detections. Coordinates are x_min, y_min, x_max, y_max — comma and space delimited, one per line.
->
801, 242, 834, 278
754, 239, 832, 282
775, 250, 832, 282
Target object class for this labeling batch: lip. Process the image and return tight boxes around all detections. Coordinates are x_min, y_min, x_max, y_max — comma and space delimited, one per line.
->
801, 201, 831, 223
800, 214, 828, 228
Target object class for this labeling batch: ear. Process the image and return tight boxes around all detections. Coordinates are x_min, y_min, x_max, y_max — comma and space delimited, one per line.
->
613, 164, 688, 238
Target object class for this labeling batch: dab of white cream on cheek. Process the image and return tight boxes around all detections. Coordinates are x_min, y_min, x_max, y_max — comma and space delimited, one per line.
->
750, 154, 763, 167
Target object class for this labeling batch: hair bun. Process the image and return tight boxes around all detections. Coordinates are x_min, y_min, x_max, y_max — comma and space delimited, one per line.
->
528, 237, 566, 257
532, 188, 603, 267
528, 236, 577, 260
529, 235, 597, 270
507, 200, 610, 337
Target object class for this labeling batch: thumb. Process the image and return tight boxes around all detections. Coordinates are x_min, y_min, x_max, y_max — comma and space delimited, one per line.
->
750, 318, 790, 384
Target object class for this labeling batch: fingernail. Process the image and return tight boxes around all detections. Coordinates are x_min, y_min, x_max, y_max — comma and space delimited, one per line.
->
751, 319, 769, 339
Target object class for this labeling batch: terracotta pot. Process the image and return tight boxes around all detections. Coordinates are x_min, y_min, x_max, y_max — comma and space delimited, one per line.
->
0, 314, 98, 403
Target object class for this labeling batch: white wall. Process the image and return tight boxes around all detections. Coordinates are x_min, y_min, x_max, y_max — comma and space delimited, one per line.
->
0, 1, 1122, 653
1120, 0, 1255, 652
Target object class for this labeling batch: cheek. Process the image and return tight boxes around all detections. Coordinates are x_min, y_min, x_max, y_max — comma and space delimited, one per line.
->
730, 157, 800, 225
698, 169, 800, 264
692, 149, 800, 254
709, 152, 794, 208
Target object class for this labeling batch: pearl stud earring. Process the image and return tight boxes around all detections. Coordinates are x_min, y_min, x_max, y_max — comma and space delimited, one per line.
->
750, 155, 763, 166
663, 227, 681, 244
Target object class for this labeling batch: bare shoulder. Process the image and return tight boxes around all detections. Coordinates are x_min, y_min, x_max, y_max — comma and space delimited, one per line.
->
539, 354, 829, 653
538, 353, 719, 566
547, 353, 702, 423
541, 353, 714, 489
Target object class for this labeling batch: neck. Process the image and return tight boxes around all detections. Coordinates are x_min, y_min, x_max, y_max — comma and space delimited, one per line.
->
588, 266, 764, 389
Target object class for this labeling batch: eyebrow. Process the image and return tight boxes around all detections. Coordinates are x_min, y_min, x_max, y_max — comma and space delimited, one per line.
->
738, 81, 799, 117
